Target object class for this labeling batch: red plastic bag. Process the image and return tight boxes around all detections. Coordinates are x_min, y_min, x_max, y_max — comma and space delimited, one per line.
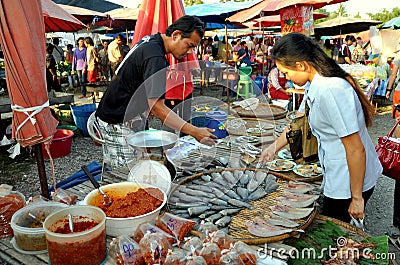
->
157, 212, 196, 242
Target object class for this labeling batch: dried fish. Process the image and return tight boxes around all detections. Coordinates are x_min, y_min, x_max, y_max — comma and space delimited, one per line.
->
170, 202, 207, 209
264, 181, 279, 194
246, 221, 298, 238
188, 206, 211, 216
201, 175, 212, 182
180, 187, 212, 198
255, 171, 267, 183
247, 187, 267, 201
187, 184, 214, 193
219, 208, 242, 216
247, 178, 259, 192
263, 213, 299, 228
206, 213, 223, 223
214, 176, 228, 186
221, 171, 237, 185
233, 170, 244, 180
239, 173, 250, 186
215, 216, 232, 227
270, 204, 314, 220
277, 192, 319, 208
198, 210, 217, 219
173, 193, 207, 203
210, 198, 229, 206
210, 205, 237, 211
236, 187, 249, 200
228, 199, 254, 210
284, 181, 314, 194
211, 187, 231, 201
225, 189, 242, 200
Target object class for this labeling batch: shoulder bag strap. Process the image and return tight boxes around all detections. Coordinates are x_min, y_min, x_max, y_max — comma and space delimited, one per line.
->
387, 119, 400, 138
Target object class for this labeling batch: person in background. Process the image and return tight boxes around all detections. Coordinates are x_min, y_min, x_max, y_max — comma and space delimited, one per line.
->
259, 33, 382, 223
71, 37, 87, 98
85, 37, 99, 85
267, 65, 290, 100
237, 41, 251, 67
338, 35, 355, 64
232, 40, 241, 61
45, 43, 61, 92
52, 38, 64, 63
386, 49, 400, 138
322, 39, 333, 58
98, 40, 111, 81
352, 38, 365, 64
217, 37, 232, 63
65, 44, 73, 63
207, 37, 218, 59
95, 16, 216, 168
108, 34, 123, 78
120, 36, 130, 59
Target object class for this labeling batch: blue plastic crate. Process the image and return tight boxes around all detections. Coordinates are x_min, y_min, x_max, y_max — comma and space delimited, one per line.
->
70, 104, 96, 136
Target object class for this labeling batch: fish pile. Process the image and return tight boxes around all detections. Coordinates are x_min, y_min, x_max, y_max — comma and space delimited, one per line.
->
246, 181, 319, 238
168, 169, 279, 233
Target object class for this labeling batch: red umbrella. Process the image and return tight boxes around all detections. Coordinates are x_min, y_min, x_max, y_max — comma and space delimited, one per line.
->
132, 0, 199, 101
0, 0, 60, 197
41, 0, 86, 32
251, 12, 328, 28
228, 0, 346, 23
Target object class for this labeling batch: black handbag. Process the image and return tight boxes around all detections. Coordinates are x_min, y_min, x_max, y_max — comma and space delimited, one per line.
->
286, 104, 319, 164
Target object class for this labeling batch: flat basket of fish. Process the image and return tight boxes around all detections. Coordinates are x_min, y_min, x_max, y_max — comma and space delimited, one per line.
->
167, 168, 320, 244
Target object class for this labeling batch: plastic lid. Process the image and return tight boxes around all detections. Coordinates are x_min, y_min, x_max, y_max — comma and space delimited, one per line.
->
127, 160, 171, 194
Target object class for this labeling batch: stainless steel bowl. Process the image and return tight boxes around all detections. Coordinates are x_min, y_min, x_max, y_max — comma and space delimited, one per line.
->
125, 130, 178, 153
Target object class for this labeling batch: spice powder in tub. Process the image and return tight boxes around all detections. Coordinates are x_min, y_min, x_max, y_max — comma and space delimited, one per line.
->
43, 205, 106, 265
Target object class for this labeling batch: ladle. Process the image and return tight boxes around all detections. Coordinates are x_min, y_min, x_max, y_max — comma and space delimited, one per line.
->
82, 165, 113, 206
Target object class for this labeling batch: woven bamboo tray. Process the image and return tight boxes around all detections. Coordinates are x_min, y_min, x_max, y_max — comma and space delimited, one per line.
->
235, 104, 287, 120
226, 117, 275, 137
168, 168, 318, 245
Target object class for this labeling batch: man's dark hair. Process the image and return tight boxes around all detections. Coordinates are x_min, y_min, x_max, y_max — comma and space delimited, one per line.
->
166, 15, 205, 39
52, 38, 60, 45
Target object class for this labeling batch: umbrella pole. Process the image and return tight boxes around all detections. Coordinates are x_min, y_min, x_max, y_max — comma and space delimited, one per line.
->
225, 21, 230, 114
34, 144, 50, 199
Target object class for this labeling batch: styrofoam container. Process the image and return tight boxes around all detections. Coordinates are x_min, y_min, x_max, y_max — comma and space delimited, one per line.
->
10, 201, 67, 253
83, 182, 167, 237
127, 160, 171, 194
43, 205, 106, 265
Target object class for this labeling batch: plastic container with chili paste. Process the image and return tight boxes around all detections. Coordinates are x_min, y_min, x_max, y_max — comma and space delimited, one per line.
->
43, 205, 106, 265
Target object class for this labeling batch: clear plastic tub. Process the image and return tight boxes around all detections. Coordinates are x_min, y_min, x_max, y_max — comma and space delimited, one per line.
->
43, 205, 106, 265
10, 201, 67, 253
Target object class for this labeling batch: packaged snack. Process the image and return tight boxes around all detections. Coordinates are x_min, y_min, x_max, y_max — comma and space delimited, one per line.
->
0, 191, 25, 238
209, 230, 235, 250
199, 242, 221, 265
220, 249, 240, 265
133, 222, 176, 245
139, 231, 171, 265
157, 212, 196, 242
164, 248, 187, 265
182, 236, 203, 255
186, 255, 207, 265
109, 235, 145, 265
51, 188, 78, 205
233, 241, 257, 265
197, 221, 218, 239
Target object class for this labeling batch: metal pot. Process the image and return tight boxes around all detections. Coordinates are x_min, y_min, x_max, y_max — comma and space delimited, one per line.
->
125, 130, 178, 153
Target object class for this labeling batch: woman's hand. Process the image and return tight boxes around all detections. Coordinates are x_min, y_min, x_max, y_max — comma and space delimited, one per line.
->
259, 143, 276, 164
386, 89, 392, 99
348, 197, 364, 219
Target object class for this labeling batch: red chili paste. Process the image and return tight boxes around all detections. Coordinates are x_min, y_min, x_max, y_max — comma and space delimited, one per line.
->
52, 219, 99, 234
98, 187, 164, 218
0, 193, 25, 238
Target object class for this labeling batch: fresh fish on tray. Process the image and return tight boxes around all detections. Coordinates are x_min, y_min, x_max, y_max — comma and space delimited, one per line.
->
283, 181, 315, 194
277, 192, 319, 208
263, 213, 300, 228
270, 204, 314, 220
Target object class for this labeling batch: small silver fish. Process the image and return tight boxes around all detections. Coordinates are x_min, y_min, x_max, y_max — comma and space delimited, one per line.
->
236, 187, 249, 200
206, 213, 223, 223
220, 208, 242, 216
247, 187, 267, 201
225, 189, 242, 200
228, 199, 254, 210
239, 173, 250, 186
233, 170, 244, 180
201, 175, 212, 182
215, 216, 231, 227
210, 198, 229, 206
199, 210, 217, 219
188, 206, 211, 216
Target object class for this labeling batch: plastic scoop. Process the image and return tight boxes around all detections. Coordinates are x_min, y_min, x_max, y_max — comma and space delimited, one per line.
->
81, 165, 113, 206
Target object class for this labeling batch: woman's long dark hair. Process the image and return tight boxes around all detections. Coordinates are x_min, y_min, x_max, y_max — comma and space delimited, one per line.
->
272, 33, 373, 127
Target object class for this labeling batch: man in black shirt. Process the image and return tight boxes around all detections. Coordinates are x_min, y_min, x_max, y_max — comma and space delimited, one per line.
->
96, 16, 216, 168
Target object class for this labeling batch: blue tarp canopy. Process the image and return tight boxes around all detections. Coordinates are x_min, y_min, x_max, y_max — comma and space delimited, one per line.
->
380, 16, 400, 29
185, 0, 261, 30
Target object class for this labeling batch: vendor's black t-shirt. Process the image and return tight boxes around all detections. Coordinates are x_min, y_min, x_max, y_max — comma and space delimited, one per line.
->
96, 33, 167, 124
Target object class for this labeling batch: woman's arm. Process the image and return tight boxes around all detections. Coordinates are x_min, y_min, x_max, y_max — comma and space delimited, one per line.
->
341, 132, 366, 219
386, 64, 399, 99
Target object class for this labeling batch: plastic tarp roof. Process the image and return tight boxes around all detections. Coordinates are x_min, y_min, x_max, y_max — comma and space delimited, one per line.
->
381, 16, 400, 29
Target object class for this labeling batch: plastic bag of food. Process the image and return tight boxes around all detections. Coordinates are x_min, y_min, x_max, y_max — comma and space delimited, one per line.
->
186, 255, 207, 265
182, 236, 204, 255
233, 241, 257, 265
109, 235, 145, 265
199, 242, 222, 265
51, 188, 78, 205
156, 212, 196, 242
164, 248, 187, 265
219, 249, 240, 265
0, 191, 25, 238
197, 221, 218, 239
208, 230, 235, 250
133, 222, 176, 245
139, 231, 172, 265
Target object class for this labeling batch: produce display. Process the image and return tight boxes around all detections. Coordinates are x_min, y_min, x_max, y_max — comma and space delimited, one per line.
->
339, 64, 377, 88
